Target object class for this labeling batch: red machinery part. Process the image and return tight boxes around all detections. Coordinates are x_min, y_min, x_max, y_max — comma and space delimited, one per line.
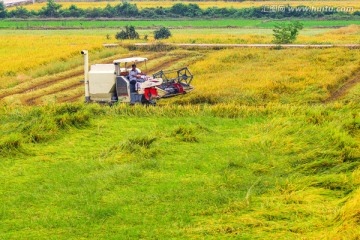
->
144, 87, 158, 100
173, 83, 184, 93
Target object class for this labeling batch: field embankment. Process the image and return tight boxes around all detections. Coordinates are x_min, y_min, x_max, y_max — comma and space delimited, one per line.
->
1, 19, 360, 29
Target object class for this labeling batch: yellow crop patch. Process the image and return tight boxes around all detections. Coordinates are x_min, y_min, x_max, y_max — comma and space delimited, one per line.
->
9, 1, 360, 11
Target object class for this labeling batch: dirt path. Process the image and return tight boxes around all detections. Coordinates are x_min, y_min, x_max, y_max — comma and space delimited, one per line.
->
324, 71, 360, 103
135, 43, 360, 48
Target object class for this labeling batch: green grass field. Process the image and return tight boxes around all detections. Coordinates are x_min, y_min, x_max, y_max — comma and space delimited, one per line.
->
0, 19, 359, 29
1, 102, 360, 239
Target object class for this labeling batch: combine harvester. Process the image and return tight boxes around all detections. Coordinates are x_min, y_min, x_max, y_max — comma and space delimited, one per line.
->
81, 50, 194, 105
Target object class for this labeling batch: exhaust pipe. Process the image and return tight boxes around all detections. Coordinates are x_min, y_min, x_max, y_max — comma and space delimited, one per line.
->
81, 50, 90, 103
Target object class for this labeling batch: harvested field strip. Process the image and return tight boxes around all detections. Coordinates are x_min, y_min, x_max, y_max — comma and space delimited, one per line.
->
17, 76, 82, 105
0, 51, 165, 102
23, 70, 84, 94
60, 94, 83, 103
9, 52, 195, 105
25, 81, 83, 105
20, 57, 169, 105
0, 70, 82, 100
60, 53, 204, 104
49, 54, 198, 104
48, 87, 84, 103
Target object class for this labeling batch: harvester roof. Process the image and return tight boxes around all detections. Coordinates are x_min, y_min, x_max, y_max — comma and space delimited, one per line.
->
113, 57, 148, 64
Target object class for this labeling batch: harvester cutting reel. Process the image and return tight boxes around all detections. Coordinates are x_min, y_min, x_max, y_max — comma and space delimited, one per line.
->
153, 67, 194, 98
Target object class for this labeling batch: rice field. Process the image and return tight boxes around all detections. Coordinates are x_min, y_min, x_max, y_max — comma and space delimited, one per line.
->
164, 25, 360, 44
0, 24, 359, 90
1, 21, 360, 239
8, 0, 360, 11
0, 34, 108, 78
1, 25, 360, 106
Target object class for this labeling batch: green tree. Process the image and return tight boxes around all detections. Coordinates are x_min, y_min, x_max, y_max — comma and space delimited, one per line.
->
115, 25, 139, 40
40, 0, 62, 17
114, 2, 138, 17
170, 3, 188, 15
64, 5, 84, 18
12, 6, 31, 18
273, 21, 303, 44
154, 27, 172, 40
0, 2, 7, 18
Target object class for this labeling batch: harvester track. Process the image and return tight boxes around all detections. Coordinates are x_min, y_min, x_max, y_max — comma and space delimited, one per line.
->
24, 71, 83, 94
25, 81, 83, 105
0, 70, 82, 100
61, 94, 83, 103
324, 70, 360, 103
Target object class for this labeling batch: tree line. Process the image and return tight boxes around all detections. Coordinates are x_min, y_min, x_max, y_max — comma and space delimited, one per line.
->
1, 0, 359, 19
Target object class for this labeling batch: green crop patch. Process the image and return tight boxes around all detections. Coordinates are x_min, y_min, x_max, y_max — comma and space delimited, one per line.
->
0, 103, 359, 239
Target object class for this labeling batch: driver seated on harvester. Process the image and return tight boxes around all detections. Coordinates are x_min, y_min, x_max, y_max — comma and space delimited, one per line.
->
129, 64, 147, 81
129, 64, 145, 92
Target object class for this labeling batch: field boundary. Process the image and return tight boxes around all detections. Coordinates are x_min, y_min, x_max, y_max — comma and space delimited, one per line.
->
134, 43, 360, 49
1, 19, 359, 30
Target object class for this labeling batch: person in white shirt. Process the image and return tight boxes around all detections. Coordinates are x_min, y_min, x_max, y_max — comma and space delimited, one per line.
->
129, 64, 140, 83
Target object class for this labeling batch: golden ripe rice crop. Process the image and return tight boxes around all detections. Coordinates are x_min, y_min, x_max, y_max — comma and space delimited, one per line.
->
0, 34, 105, 78
10, 1, 360, 11
1, 26, 360, 106
165, 25, 360, 44
167, 47, 360, 105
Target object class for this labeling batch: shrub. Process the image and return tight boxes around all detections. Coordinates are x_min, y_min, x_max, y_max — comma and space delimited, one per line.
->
39, 0, 62, 18
154, 27, 172, 40
114, 2, 139, 17
115, 25, 139, 40
9, 6, 31, 18
62, 4, 85, 18
0, 2, 7, 18
272, 21, 304, 44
